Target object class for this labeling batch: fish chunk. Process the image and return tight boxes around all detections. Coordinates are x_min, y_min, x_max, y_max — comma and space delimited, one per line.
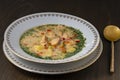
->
50, 37, 60, 45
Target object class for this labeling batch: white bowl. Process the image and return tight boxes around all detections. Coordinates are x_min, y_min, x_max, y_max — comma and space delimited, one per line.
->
4, 12, 100, 64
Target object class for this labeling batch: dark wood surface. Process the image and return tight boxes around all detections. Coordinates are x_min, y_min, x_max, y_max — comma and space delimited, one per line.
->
0, 0, 120, 80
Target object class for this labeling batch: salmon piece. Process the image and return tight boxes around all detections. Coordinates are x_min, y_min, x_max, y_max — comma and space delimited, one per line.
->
50, 37, 60, 45
46, 31, 55, 38
40, 35, 47, 46
62, 33, 68, 39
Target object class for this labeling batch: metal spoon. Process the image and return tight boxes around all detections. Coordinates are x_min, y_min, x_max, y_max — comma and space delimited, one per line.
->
103, 25, 120, 73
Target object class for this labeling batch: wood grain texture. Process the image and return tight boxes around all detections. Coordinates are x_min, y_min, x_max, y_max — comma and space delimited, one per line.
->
0, 0, 120, 80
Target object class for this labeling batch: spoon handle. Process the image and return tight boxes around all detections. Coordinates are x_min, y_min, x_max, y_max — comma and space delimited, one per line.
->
110, 41, 114, 72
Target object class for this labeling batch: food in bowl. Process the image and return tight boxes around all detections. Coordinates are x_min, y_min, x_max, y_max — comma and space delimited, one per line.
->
20, 24, 86, 60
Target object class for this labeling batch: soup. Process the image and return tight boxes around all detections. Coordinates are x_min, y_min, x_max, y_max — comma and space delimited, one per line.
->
20, 24, 86, 60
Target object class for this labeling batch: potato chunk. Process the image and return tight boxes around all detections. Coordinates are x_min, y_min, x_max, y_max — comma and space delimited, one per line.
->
66, 47, 76, 53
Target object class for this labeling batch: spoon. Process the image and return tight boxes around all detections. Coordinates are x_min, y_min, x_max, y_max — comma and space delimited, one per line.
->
103, 25, 120, 73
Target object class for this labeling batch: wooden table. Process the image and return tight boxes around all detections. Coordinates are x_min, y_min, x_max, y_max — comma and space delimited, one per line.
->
0, 0, 120, 80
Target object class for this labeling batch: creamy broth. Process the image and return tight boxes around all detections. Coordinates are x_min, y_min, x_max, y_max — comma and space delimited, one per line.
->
20, 24, 86, 60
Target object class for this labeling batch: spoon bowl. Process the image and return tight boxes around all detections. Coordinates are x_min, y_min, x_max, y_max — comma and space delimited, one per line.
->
104, 25, 120, 41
